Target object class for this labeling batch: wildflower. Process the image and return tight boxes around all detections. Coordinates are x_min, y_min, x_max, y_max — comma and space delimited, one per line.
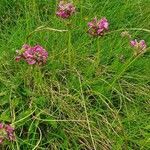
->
15, 44, 48, 65
56, 1, 76, 19
0, 123, 15, 144
130, 39, 147, 56
88, 17, 109, 36
0, 138, 3, 144
0, 123, 3, 129
5, 124, 15, 141
121, 31, 131, 38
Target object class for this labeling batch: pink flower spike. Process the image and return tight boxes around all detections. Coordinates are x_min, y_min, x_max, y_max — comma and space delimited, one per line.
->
0, 123, 15, 143
99, 18, 109, 30
22, 44, 31, 50
130, 39, 137, 47
15, 44, 48, 65
0, 138, 3, 144
26, 59, 36, 65
88, 22, 94, 28
130, 39, 147, 55
5, 124, 15, 141
0, 123, 3, 129
88, 17, 109, 36
15, 56, 22, 62
139, 40, 147, 49
56, 1, 76, 19
5, 124, 14, 133
97, 28, 104, 34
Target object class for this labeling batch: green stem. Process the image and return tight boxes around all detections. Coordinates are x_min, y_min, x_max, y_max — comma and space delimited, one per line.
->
95, 38, 100, 68
68, 31, 72, 67
26, 26, 68, 42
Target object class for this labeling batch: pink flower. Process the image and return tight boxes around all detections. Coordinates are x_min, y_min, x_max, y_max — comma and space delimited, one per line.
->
5, 125, 14, 133
56, 1, 76, 19
15, 44, 48, 65
130, 40, 137, 47
15, 56, 22, 62
88, 17, 109, 36
0, 123, 15, 144
130, 39, 147, 55
0, 123, 3, 129
0, 138, 3, 144
5, 125, 15, 141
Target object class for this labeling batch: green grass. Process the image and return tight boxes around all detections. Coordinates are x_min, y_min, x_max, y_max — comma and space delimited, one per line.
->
0, 0, 150, 149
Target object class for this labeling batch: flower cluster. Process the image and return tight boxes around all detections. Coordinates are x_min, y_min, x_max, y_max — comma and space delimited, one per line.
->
16, 44, 48, 65
88, 17, 109, 36
56, 1, 76, 19
130, 39, 147, 56
0, 123, 15, 144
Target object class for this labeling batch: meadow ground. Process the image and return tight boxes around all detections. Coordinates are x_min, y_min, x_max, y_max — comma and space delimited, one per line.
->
0, 0, 150, 149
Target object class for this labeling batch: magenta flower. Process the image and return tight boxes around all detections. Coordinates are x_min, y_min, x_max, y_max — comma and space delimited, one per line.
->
130, 39, 147, 55
88, 17, 109, 36
5, 124, 15, 141
56, 1, 76, 19
0, 138, 3, 144
0, 123, 3, 129
15, 44, 48, 65
0, 123, 15, 144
